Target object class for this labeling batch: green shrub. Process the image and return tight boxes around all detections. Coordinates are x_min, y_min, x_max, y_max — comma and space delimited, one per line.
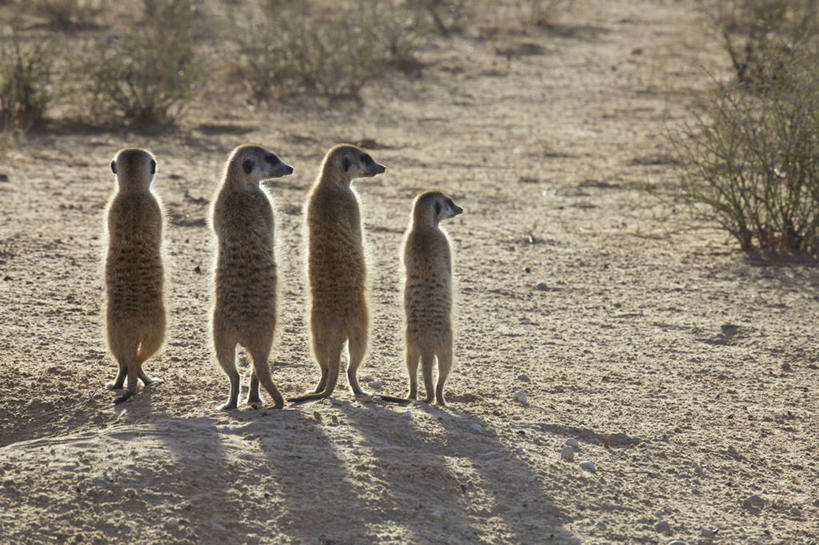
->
674, 62, 819, 256
0, 33, 55, 131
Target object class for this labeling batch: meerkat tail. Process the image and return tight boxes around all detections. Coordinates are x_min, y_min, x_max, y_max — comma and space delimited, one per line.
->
251, 360, 284, 409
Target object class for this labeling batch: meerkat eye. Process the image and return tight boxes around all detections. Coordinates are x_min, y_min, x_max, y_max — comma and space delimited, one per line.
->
242, 158, 254, 174
110, 160, 117, 174
361, 154, 373, 166
446, 198, 454, 209
150, 159, 156, 174
264, 153, 279, 165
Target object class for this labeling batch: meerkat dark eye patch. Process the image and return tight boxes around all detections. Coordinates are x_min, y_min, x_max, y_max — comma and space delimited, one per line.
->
110, 160, 117, 174
435, 201, 442, 215
446, 199, 454, 208
150, 159, 156, 175
342, 157, 351, 172
362, 154, 373, 166
243, 158, 254, 174
264, 153, 279, 165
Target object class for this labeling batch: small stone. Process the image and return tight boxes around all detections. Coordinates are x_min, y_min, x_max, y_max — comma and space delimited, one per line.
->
369, 380, 385, 390
667, 541, 686, 545
565, 438, 579, 449
579, 460, 596, 473
193, 265, 201, 274
781, 362, 792, 372
470, 423, 483, 433
654, 519, 670, 533
330, 415, 339, 425
594, 521, 607, 530
653, 510, 664, 519
535, 281, 548, 291
213, 523, 226, 531
313, 411, 322, 423
696, 539, 712, 545
700, 527, 717, 538
513, 389, 529, 406
561, 446, 575, 462
0, 173, 8, 182
742, 494, 766, 510
517, 373, 530, 382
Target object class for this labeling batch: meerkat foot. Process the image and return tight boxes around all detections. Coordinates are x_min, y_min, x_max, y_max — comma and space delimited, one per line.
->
113, 391, 133, 404
142, 376, 163, 387
219, 400, 238, 411
423, 394, 434, 404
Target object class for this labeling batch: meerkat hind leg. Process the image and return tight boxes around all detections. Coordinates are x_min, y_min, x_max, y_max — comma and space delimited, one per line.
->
405, 343, 420, 400
247, 373, 261, 407
435, 344, 452, 406
106, 363, 127, 390
114, 363, 140, 404
288, 331, 342, 403
421, 352, 435, 404
347, 332, 370, 397
215, 336, 240, 410
248, 339, 284, 409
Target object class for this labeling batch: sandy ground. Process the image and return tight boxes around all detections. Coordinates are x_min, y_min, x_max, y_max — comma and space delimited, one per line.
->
1, 1, 817, 544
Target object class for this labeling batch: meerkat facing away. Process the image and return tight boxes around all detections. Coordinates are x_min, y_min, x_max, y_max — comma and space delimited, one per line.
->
403, 191, 463, 405
211, 144, 293, 410
288, 144, 385, 403
104, 148, 166, 404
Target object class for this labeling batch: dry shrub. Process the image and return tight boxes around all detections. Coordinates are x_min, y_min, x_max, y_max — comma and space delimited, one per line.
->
25, 0, 105, 31
0, 32, 55, 132
674, 59, 819, 256
702, 0, 818, 90
236, 0, 424, 103
78, 0, 204, 127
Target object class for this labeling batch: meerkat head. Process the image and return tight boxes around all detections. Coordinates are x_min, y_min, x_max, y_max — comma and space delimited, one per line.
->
111, 148, 157, 192
413, 191, 463, 227
226, 144, 294, 190
322, 144, 385, 185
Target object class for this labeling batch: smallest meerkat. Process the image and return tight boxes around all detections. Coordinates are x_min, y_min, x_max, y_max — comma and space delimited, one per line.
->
402, 191, 463, 405
104, 148, 166, 404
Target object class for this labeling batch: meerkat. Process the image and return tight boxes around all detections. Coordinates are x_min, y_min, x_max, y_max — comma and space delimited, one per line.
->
288, 144, 385, 403
211, 144, 293, 410
104, 148, 166, 404
402, 191, 463, 405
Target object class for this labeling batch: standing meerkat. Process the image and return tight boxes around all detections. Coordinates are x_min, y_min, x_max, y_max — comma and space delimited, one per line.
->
104, 148, 166, 404
402, 191, 463, 405
211, 144, 293, 410
289, 144, 385, 403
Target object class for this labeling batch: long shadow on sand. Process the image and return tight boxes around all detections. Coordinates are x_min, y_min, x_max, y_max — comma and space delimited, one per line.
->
337, 400, 580, 544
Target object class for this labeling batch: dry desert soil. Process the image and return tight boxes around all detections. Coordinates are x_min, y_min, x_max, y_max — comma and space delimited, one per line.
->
0, 1, 817, 544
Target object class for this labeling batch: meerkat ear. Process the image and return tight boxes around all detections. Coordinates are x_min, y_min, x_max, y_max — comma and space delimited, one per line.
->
110, 160, 117, 174
342, 156, 351, 172
150, 159, 156, 175
243, 158, 254, 174
435, 201, 442, 215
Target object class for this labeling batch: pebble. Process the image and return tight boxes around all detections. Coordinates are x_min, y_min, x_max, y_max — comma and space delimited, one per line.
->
700, 527, 717, 538
470, 423, 484, 433
743, 494, 766, 510
513, 389, 529, 406
667, 541, 686, 545
781, 362, 792, 372
561, 446, 575, 462
654, 519, 670, 533
213, 523, 226, 532
517, 373, 530, 382
566, 438, 579, 449
579, 460, 596, 473
696, 539, 712, 545
369, 380, 385, 390
654, 510, 664, 519
535, 281, 548, 291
